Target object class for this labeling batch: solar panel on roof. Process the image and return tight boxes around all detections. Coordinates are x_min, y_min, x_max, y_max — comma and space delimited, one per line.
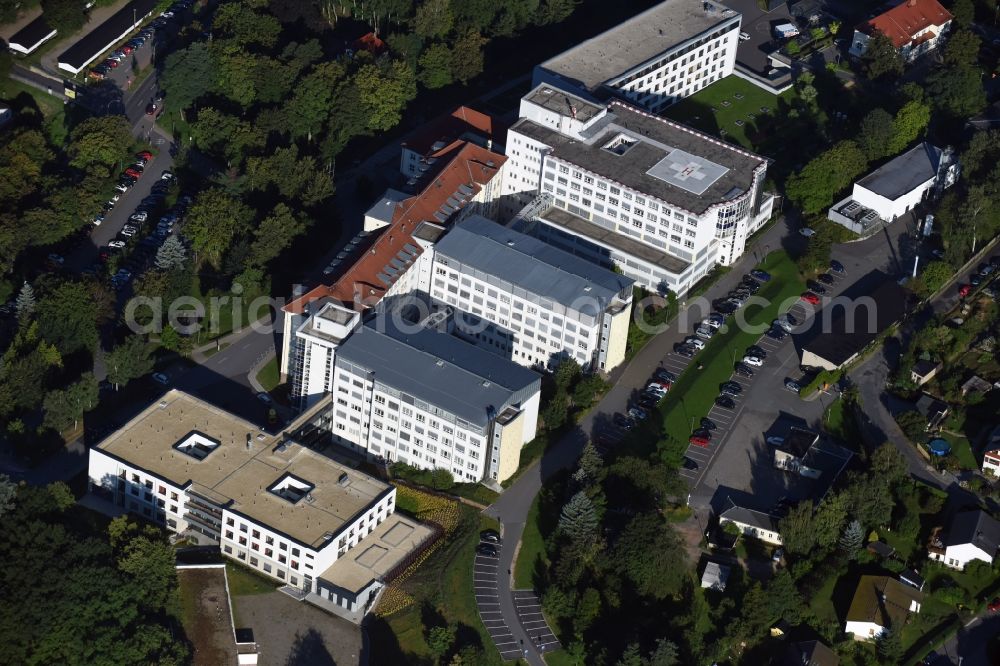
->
384, 266, 399, 276
446, 196, 461, 207
458, 184, 474, 195
433, 211, 448, 222
403, 243, 419, 255
389, 258, 405, 270
376, 273, 392, 286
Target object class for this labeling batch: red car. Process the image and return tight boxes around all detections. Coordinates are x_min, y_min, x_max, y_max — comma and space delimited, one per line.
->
958, 284, 972, 298
122, 45, 134, 54
136, 151, 153, 161
989, 597, 1000, 612
800, 291, 820, 305
124, 168, 142, 178
689, 436, 710, 448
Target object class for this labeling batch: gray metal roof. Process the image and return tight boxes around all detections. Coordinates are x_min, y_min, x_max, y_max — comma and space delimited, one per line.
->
335, 321, 541, 426
945, 509, 1000, 555
434, 215, 633, 315
513, 102, 766, 215
536, 0, 740, 92
720, 498, 781, 533
364, 188, 408, 225
856, 142, 942, 201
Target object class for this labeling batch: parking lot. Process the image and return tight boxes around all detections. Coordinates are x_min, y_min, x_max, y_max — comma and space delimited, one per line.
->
473, 547, 522, 661
512, 590, 560, 654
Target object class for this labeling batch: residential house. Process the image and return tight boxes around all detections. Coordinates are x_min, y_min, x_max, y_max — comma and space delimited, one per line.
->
844, 575, 923, 640
771, 427, 851, 480
782, 640, 839, 666
927, 509, 1000, 570
848, 0, 953, 62
961, 375, 993, 397
827, 143, 958, 234
718, 498, 783, 545
915, 393, 949, 431
982, 425, 1000, 477
700, 561, 730, 591
910, 359, 940, 386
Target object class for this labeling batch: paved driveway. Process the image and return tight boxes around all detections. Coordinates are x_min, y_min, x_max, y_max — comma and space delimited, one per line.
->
472, 550, 521, 661
232, 591, 362, 666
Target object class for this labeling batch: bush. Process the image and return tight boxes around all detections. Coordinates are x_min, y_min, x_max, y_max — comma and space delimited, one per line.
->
391, 462, 455, 491
800, 369, 842, 397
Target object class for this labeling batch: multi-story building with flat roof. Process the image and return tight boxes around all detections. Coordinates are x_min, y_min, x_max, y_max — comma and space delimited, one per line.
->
427, 215, 634, 372
534, 0, 741, 113
503, 86, 773, 295
330, 320, 541, 483
87, 390, 433, 618
398, 106, 503, 181
280, 139, 507, 397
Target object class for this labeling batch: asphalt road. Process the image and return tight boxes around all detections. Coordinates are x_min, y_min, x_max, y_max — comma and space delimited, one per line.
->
935, 613, 1000, 665
483, 215, 799, 665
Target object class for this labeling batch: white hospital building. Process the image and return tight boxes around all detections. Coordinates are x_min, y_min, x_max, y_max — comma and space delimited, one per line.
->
87, 390, 434, 619
328, 320, 541, 483
427, 215, 634, 373
534, 0, 742, 114
502, 86, 773, 295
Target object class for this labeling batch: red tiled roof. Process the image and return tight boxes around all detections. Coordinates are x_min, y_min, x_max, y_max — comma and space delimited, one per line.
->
353, 32, 386, 54
860, 0, 952, 49
401, 106, 502, 157
284, 142, 506, 315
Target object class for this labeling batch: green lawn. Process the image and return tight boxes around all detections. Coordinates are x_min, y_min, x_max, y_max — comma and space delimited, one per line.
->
514, 493, 548, 589
664, 76, 795, 150
651, 250, 805, 461
451, 482, 500, 506
1, 80, 69, 145
224, 562, 277, 596
370, 509, 505, 665
255, 357, 280, 392
942, 433, 977, 470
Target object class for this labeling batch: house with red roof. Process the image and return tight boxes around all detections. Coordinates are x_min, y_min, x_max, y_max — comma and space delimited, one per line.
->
849, 0, 953, 61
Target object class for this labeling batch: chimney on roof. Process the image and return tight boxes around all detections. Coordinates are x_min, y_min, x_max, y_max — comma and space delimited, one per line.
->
908, 0, 916, 5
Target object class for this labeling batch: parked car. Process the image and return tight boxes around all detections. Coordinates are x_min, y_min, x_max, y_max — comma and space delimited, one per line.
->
692, 428, 712, 440
806, 280, 827, 295
739, 30, 750, 40
799, 228, 816, 238
817, 273, 834, 285
675, 345, 696, 358
766, 327, 787, 340
774, 318, 794, 333
695, 326, 714, 340
645, 383, 667, 397
152, 372, 169, 385
47, 253, 65, 265
746, 345, 767, 358
715, 396, 736, 409
988, 597, 1000, 613
480, 529, 501, 544
114, 183, 129, 193
628, 406, 647, 421
733, 363, 754, 378
958, 284, 972, 298
120, 225, 138, 237
742, 355, 764, 367
613, 413, 635, 430
108, 240, 126, 249
716, 302, 738, 315
829, 259, 845, 273
784, 379, 801, 392
700, 417, 717, 430
136, 150, 153, 161
685, 337, 706, 350
682, 457, 699, 470
146, 103, 158, 116
256, 392, 272, 405
721, 381, 742, 395
800, 292, 820, 305
750, 269, 771, 282
124, 167, 142, 179
654, 369, 677, 383
161, 170, 175, 181
130, 211, 148, 223
476, 543, 498, 557
689, 435, 710, 448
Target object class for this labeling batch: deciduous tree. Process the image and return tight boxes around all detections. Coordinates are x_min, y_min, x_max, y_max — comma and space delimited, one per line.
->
42, 372, 98, 431
106, 335, 155, 390
451, 29, 487, 83
183, 189, 255, 268
786, 141, 867, 216
355, 60, 417, 131
861, 31, 904, 80
414, 0, 453, 38
857, 108, 894, 161
889, 100, 930, 154
418, 43, 454, 89
67, 116, 132, 176
612, 512, 687, 599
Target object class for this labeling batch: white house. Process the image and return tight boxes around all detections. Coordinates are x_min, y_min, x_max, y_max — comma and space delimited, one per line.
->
828, 143, 958, 234
503, 86, 774, 295
982, 426, 1000, 477
718, 498, 783, 545
534, 0, 742, 114
845, 575, 922, 640
927, 509, 1000, 570
849, 0, 952, 62
427, 215, 634, 373
87, 390, 433, 620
